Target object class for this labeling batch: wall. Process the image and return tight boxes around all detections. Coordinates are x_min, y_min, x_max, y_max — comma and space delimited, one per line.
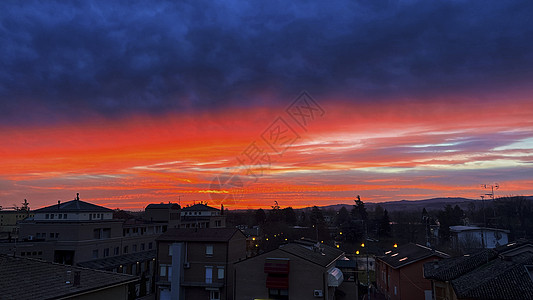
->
377, 256, 438, 300
234, 249, 327, 300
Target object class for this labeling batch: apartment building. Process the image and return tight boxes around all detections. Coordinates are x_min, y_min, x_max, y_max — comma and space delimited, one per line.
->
234, 241, 348, 300
0, 194, 163, 297
156, 228, 247, 300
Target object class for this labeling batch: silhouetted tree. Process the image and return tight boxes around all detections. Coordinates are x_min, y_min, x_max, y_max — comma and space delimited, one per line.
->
335, 206, 350, 226
351, 195, 368, 220
437, 204, 464, 243
283, 207, 297, 225
379, 209, 392, 237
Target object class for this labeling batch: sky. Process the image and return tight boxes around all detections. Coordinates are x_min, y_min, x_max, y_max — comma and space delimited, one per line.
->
1, 0, 533, 210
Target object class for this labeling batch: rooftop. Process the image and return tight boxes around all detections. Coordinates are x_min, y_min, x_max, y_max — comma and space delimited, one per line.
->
157, 228, 243, 242
145, 203, 180, 210
0, 255, 137, 300
450, 225, 510, 233
279, 242, 344, 267
424, 240, 533, 300
452, 252, 533, 299
182, 203, 219, 212
424, 249, 498, 281
379, 243, 449, 269
34, 195, 112, 213
425, 239, 533, 281
77, 250, 156, 270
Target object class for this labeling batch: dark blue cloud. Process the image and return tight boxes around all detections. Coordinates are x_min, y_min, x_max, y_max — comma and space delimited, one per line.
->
1, 0, 533, 125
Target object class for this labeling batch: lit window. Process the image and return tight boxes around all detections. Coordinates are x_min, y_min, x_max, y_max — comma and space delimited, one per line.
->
218, 267, 224, 279
205, 266, 213, 283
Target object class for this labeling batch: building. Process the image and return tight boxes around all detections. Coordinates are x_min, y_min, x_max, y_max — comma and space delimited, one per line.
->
156, 228, 247, 300
375, 243, 449, 300
424, 239, 533, 300
0, 254, 138, 300
144, 203, 181, 227
0, 199, 33, 239
180, 203, 226, 229
0, 194, 162, 297
234, 240, 351, 300
449, 225, 509, 250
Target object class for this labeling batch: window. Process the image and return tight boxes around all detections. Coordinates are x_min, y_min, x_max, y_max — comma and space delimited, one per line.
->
114, 247, 119, 255
205, 266, 213, 283
206, 245, 213, 256
93, 229, 101, 239
103, 248, 110, 257
218, 266, 224, 279
215, 220, 221, 227
36, 233, 41, 238
148, 242, 153, 249
55, 233, 59, 238
50, 214, 54, 219
269, 289, 289, 300
45, 214, 49, 219
102, 228, 111, 239
160, 265, 166, 277
168, 266, 172, 278
133, 244, 137, 252
63, 214, 67, 219
49, 233, 54, 238
124, 246, 129, 254
92, 249, 99, 259
141, 243, 145, 251
58, 214, 62, 219
210, 291, 220, 300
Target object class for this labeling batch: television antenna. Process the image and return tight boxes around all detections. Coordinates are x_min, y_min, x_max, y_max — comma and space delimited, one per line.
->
481, 183, 499, 200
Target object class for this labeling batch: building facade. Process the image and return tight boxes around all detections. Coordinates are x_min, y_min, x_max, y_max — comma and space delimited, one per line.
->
376, 243, 449, 300
156, 228, 247, 300
180, 203, 226, 229
234, 241, 349, 300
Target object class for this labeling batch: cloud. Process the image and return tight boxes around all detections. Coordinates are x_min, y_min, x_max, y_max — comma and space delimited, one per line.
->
1, 0, 533, 124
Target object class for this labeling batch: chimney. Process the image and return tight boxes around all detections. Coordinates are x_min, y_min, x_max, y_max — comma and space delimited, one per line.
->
76, 193, 80, 201
221, 204, 224, 215
58, 200, 61, 210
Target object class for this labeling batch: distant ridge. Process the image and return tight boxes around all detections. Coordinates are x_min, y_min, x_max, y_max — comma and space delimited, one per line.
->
306, 196, 533, 212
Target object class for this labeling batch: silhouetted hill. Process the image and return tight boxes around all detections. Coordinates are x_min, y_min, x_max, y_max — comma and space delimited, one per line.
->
313, 197, 481, 213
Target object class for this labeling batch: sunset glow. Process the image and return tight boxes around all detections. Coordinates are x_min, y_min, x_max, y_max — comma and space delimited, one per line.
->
2, 1, 533, 210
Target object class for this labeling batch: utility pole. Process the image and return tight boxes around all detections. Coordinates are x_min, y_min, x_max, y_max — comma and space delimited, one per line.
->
480, 195, 486, 249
